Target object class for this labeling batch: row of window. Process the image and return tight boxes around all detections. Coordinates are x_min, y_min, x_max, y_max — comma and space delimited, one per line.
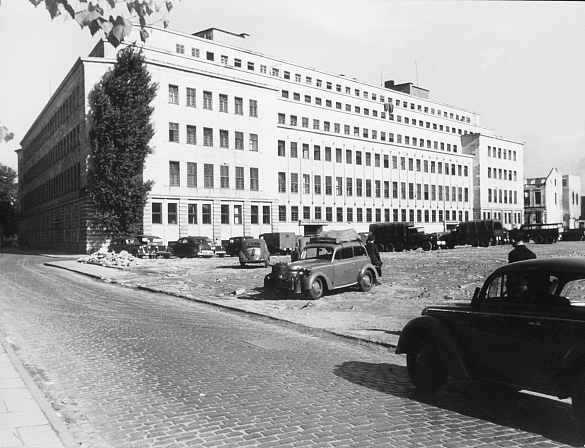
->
168, 162, 259, 191
276, 172, 470, 202
488, 189, 519, 205
278, 113, 461, 152
152, 202, 271, 225
280, 93, 468, 136
168, 85, 258, 117
487, 167, 518, 182
168, 123, 259, 150
26, 86, 82, 163
277, 205, 470, 225
277, 142, 469, 176
488, 146, 517, 161
174, 43, 472, 123
22, 163, 81, 211
23, 125, 81, 185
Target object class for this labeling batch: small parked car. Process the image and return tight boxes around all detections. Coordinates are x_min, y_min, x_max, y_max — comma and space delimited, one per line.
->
137, 235, 171, 259
108, 237, 142, 257
396, 257, 585, 427
264, 231, 380, 299
168, 237, 214, 258
226, 236, 253, 257
239, 238, 271, 267
202, 237, 226, 257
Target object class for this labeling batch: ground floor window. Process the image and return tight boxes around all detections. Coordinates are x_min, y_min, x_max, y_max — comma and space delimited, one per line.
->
202, 204, 212, 224
188, 204, 197, 224
251, 205, 259, 224
221, 204, 229, 224
168, 203, 178, 224
152, 202, 162, 224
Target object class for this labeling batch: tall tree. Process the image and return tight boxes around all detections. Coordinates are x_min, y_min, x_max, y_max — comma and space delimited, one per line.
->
0, 164, 18, 239
88, 45, 157, 237
24, 0, 178, 47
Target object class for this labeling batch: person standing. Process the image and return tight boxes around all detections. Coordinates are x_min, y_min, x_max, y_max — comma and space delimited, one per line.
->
366, 233, 383, 284
508, 230, 536, 263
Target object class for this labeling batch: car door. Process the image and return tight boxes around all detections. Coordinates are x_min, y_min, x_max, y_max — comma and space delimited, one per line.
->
333, 246, 358, 288
469, 272, 546, 389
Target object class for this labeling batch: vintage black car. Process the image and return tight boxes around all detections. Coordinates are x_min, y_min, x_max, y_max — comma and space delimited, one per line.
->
137, 235, 171, 259
108, 237, 142, 257
168, 236, 214, 258
264, 231, 380, 299
396, 257, 585, 426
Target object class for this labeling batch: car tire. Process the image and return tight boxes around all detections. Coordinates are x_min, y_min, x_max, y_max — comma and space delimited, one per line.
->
359, 270, 373, 292
385, 243, 394, 252
422, 241, 432, 251
406, 335, 447, 393
480, 238, 491, 247
546, 236, 555, 244
471, 238, 480, 247
535, 235, 544, 244
308, 277, 325, 300
572, 370, 585, 430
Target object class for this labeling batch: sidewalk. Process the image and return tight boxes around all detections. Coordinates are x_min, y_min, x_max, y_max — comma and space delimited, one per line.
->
0, 340, 77, 448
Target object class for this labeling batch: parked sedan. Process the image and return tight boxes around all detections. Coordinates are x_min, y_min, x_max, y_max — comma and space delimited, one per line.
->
396, 257, 585, 427
108, 237, 142, 257
137, 235, 171, 259
238, 238, 270, 267
168, 237, 214, 258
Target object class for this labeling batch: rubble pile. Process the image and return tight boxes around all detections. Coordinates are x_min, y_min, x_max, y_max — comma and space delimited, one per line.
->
78, 249, 137, 267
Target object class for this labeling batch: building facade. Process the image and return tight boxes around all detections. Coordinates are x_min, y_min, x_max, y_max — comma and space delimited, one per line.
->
524, 168, 564, 225
562, 174, 581, 229
18, 26, 525, 252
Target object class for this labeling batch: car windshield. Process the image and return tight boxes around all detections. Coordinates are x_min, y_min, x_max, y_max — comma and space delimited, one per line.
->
301, 246, 334, 261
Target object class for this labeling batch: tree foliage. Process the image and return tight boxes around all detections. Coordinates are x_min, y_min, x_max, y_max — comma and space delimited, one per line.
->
0, 126, 14, 143
88, 45, 157, 236
26, 0, 178, 47
0, 164, 19, 238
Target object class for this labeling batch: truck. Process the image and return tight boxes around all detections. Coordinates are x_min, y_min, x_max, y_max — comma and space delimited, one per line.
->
368, 222, 441, 252
259, 232, 296, 255
520, 223, 563, 244
561, 228, 585, 241
440, 219, 506, 249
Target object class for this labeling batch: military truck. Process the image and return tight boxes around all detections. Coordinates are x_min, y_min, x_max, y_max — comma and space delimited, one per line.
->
520, 223, 563, 244
440, 219, 505, 249
259, 232, 296, 255
368, 222, 441, 252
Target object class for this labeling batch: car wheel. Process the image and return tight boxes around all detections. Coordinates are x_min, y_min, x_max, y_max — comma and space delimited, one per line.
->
422, 241, 432, 251
546, 236, 555, 244
359, 270, 373, 292
572, 370, 585, 430
308, 277, 325, 300
385, 243, 394, 252
535, 235, 544, 244
470, 238, 479, 247
406, 335, 447, 392
480, 238, 491, 247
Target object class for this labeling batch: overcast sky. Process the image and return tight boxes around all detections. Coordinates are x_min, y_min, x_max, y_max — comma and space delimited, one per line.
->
1, 1, 584, 190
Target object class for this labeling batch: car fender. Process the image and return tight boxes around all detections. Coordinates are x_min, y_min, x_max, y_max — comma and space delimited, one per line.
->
302, 271, 333, 291
359, 263, 380, 283
557, 341, 585, 396
396, 315, 470, 379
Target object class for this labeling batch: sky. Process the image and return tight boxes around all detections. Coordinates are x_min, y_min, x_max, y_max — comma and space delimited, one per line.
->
1, 0, 584, 190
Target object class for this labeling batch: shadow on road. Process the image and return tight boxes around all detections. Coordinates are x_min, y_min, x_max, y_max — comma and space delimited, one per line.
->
334, 360, 584, 447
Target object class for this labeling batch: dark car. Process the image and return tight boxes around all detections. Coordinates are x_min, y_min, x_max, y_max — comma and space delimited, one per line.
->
238, 238, 271, 267
264, 232, 380, 299
168, 236, 214, 258
226, 236, 253, 257
137, 235, 171, 259
108, 237, 142, 257
396, 257, 585, 427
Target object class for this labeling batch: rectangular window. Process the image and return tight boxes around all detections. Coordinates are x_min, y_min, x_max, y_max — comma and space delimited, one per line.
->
346, 150, 352, 164
169, 161, 180, 186
303, 144, 310, 159
314, 145, 321, 161
303, 174, 310, 194
291, 173, 298, 193
315, 206, 322, 221
303, 206, 311, 220
234, 205, 242, 224
152, 202, 162, 224
186, 87, 196, 107
234, 97, 243, 115
249, 99, 258, 117
337, 207, 343, 222
291, 206, 298, 221
366, 179, 372, 197
250, 167, 259, 191
187, 125, 196, 145
375, 180, 381, 198
263, 206, 270, 224
188, 204, 197, 224
203, 91, 212, 110
278, 172, 286, 193
325, 176, 332, 195
187, 162, 197, 187
221, 204, 229, 224
235, 166, 244, 190
278, 140, 285, 157
220, 129, 229, 148
203, 128, 213, 146
176, 44, 184, 54
169, 85, 179, 104
356, 151, 362, 165
220, 165, 229, 189
204, 163, 214, 188
279, 206, 287, 222
169, 122, 179, 143
290, 142, 298, 158
325, 147, 332, 161
346, 177, 353, 196
202, 204, 211, 224
219, 94, 228, 112
249, 134, 258, 151
235, 131, 244, 150
250, 205, 259, 224
336, 177, 343, 196
356, 178, 363, 197
168, 203, 178, 224
314, 175, 321, 195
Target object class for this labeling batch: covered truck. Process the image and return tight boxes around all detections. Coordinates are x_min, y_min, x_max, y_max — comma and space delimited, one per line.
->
440, 219, 506, 248
369, 222, 441, 252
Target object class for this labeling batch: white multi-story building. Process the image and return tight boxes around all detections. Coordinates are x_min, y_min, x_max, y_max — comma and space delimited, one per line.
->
562, 174, 582, 229
17, 26, 525, 252
524, 168, 564, 225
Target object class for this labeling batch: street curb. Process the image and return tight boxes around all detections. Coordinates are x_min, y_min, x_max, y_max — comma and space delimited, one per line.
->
0, 338, 80, 448
45, 261, 397, 350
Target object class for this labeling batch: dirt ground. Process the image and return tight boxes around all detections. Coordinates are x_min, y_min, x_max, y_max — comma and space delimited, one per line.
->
77, 241, 585, 346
